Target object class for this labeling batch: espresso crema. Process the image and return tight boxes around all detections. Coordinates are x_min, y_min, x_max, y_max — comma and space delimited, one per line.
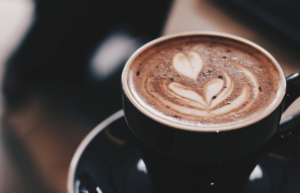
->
125, 35, 282, 127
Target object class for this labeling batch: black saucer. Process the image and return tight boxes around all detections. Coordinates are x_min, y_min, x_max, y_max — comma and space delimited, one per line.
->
68, 110, 300, 193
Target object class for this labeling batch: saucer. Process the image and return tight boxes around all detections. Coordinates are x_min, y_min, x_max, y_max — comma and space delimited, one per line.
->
68, 110, 300, 193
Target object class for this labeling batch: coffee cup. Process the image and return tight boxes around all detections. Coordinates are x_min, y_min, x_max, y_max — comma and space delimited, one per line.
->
121, 31, 300, 193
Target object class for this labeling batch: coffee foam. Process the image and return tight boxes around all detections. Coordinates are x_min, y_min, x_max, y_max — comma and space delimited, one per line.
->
124, 34, 283, 129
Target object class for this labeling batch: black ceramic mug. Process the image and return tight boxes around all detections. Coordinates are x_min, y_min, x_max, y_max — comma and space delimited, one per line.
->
121, 32, 300, 193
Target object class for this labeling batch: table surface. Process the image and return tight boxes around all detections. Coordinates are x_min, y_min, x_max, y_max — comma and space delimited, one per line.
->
0, 0, 299, 193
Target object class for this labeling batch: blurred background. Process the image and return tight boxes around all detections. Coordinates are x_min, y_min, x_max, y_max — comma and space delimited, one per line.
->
0, 0, 300, 192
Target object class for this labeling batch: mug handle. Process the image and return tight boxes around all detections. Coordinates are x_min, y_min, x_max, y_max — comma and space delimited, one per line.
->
272, 72, 300, 149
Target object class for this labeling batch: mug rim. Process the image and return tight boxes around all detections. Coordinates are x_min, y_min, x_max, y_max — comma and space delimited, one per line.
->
122, 31, 286, 132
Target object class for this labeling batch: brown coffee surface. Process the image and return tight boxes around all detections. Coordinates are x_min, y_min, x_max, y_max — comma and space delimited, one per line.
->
126, 35, 282, 127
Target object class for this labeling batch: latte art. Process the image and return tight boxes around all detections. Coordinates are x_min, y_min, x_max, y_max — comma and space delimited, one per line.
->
126, 36, 281, 126
173, 52, 203, 80
143, 51, 257, 118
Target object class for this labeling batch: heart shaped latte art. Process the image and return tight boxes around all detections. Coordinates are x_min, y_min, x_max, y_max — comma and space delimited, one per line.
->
137, 50, 262, 122
173, 51, 203, 80
168, 72, 234, 111
164, 52, 257, 116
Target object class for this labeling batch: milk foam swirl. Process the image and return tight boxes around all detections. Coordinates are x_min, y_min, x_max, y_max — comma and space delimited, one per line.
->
141, 51, 260, 120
